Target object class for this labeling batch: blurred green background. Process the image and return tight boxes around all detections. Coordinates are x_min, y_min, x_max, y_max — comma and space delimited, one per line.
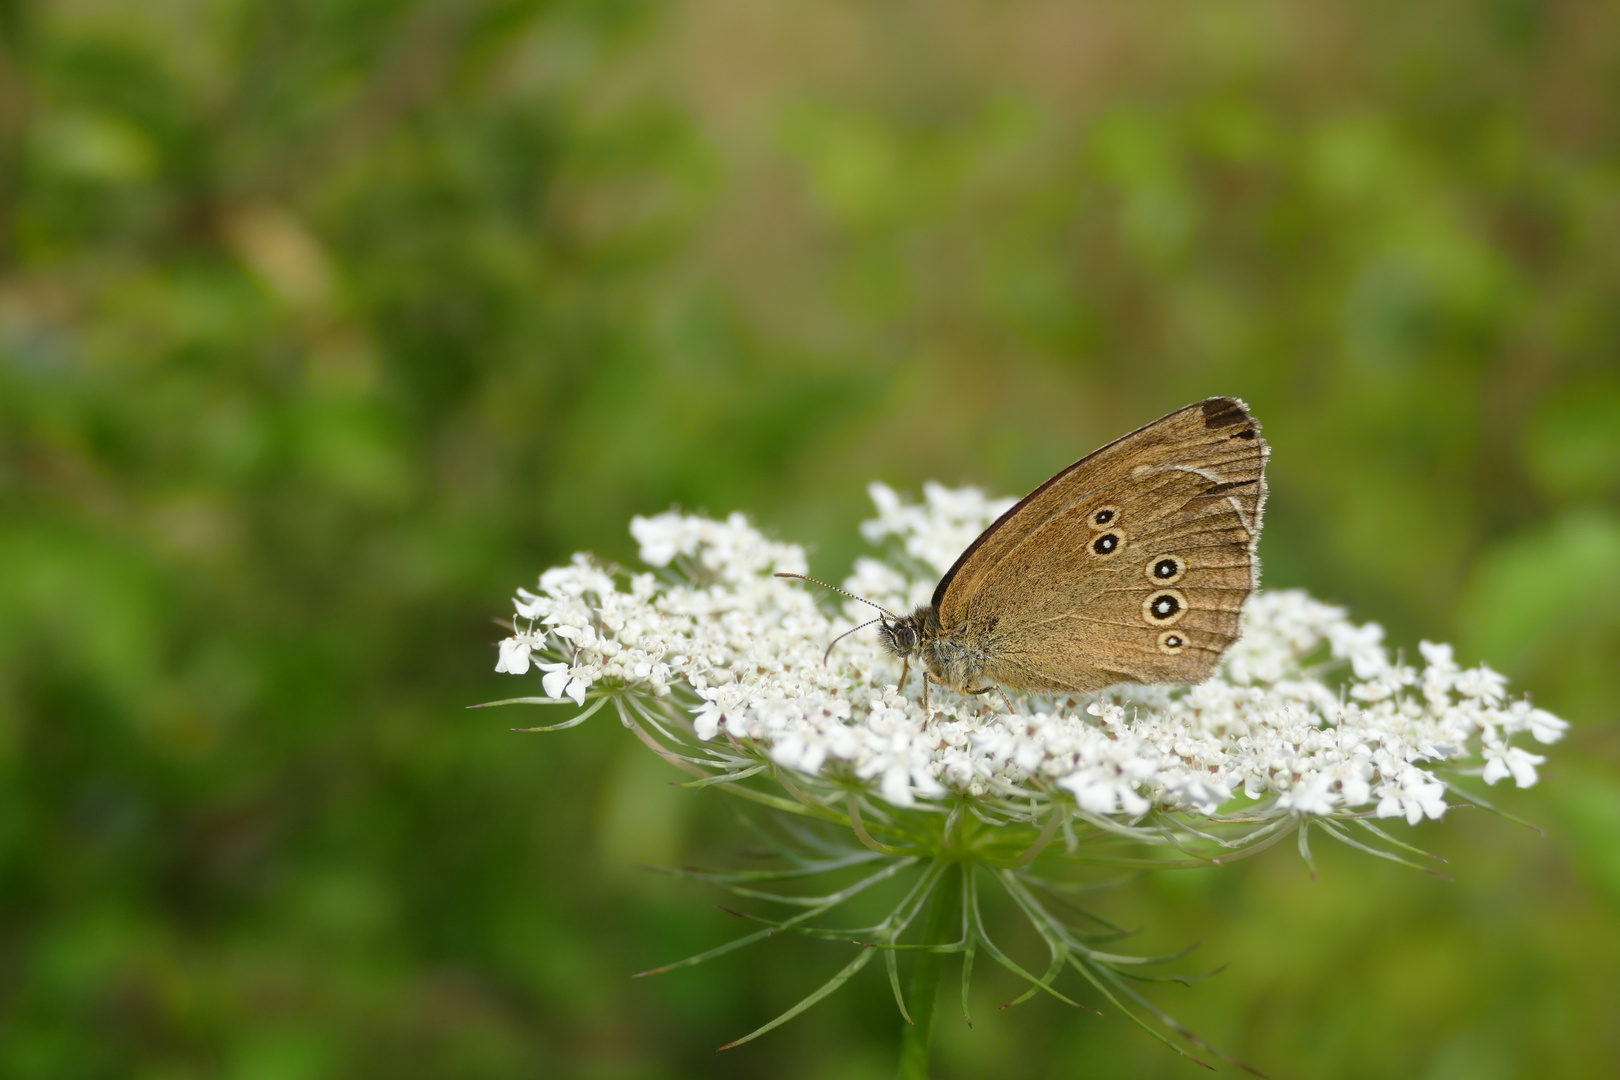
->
2, 1, 1618, 1076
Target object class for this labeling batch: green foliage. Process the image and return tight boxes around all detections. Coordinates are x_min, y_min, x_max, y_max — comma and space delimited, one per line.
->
1, 1, 1617, 1077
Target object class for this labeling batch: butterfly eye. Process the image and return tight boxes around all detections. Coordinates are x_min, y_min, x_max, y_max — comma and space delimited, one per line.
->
1090, 532, 1124, 558
1143, 589, 1187, 625
1088, 506, 1121, 530
1146, 555, 1184, 584
1157, 630, 1187, 654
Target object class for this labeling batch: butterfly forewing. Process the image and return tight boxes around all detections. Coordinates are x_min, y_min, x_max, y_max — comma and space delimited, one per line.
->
937, 398, 1268, 695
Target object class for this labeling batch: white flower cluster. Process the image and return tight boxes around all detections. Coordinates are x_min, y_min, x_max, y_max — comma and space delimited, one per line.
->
494, 484, 1566, 825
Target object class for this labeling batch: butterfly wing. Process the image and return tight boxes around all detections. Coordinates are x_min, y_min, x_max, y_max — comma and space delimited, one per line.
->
936, 398, 1268, 694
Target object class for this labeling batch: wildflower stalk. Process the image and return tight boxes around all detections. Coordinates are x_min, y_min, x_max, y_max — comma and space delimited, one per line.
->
895, 862, 963, 1080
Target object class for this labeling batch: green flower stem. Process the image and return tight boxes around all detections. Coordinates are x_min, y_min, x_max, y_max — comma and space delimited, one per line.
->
895, 862, 963, 1080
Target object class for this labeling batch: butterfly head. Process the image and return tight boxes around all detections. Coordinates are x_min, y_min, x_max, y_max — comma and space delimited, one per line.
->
877, 606, 940, 662
878, 616, 919, 659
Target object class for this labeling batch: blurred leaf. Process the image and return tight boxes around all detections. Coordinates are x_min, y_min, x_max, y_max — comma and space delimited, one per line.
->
1457, 510, 1620, 673
30, 110, 157, 183
1549, 769, 1620, 912
1523, 376, 1620, 501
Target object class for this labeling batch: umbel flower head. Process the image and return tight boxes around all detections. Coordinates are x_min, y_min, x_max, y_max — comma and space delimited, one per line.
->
487, 482, 1566, 1065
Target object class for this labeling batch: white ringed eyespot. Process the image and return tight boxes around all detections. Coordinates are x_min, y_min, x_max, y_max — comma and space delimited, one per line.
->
1146, 554, 1184, 584
1143, 589, 1188, 626
1090, 530, 1126, 558
1157, 630, 1187, 653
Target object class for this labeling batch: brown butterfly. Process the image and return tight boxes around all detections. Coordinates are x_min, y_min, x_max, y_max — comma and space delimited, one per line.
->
782, 398, 1268, 713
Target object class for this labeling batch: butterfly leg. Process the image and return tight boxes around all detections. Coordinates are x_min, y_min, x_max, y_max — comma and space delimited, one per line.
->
897, 658, 910, 694
965, 683, 1016, 714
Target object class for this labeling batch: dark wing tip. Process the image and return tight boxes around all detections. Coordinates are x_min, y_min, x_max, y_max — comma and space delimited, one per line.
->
1198, 397, 1251, 430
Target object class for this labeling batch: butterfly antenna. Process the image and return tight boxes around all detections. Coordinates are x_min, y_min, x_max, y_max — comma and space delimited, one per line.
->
820, 617, 883, 666
772, 573, 900, 619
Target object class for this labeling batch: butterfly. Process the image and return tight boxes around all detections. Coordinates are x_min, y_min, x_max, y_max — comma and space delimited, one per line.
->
782, 397, 1268, 713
